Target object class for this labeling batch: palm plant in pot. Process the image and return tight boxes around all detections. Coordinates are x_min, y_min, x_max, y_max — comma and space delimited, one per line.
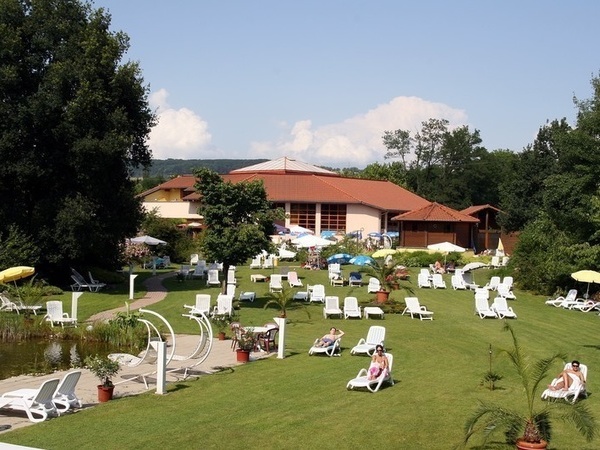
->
361, 257, 410, 303
84, 354, 121, 402
461, 323, 596, 449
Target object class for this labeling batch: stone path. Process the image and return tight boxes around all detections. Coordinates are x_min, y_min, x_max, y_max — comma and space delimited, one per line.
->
88, 271, 175, 323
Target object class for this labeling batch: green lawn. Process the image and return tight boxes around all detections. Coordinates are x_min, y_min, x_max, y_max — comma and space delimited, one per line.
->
2, 264, 600, 449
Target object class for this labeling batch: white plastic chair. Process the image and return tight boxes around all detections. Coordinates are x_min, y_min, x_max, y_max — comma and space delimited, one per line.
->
491, 296, 517, 319
431, 274, 446, 289
211, 294, 233, 317
541, 363, 588, 403
475, 296, 498, 319
309, 337, 341, 357
310, 284, 326, 303
347, 353, 394, 393
184, 294, 211, 316
43, 301, 77, 327
269, 274, 283, 293
367, 278, 381, 293
350, 326, 386, 356
417, 273, 432, 288
206, 269, 220, 286
402, 297, 434, 320
323, 296, 343, 319
287, 271, 303, 287
485, 276, 501, 291
451, 274, 467, 290
497, 283, 516, 300
545, 289, 578, 307
343, 297, 362, 319
0, 378, 60, 422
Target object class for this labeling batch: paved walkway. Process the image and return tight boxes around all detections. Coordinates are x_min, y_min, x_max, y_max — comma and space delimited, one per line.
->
0, 273, 260, 435
89, 271, 175, 323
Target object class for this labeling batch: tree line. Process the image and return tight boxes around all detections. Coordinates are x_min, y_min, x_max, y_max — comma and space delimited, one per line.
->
1, 0, 599, 295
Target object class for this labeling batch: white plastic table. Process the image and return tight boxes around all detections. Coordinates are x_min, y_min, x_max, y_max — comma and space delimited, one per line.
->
363, 306, 384, 319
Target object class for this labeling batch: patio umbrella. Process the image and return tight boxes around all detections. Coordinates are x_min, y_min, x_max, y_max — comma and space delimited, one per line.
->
0, 266, 35, 284
129, 236, 167, 275
130, 235, 167, 245
273, 223, 290, 235
462, 262, 488, 272
571, 270, 600, 298
326, 253, 352, 264
372, 249, 397, 258
291, 234, 334, 248
427, 241, 465, 264
349, 255, 376, 266
460, 261, 488, 286
289, 225, 314, 235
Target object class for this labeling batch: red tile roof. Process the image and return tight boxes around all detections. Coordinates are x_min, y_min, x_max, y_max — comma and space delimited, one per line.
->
461, 204, 501, 215
392, 202, 479, 222
222, 173, 430, 212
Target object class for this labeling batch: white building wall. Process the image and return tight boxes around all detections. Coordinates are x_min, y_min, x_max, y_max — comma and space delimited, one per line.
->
346, 204, 381, 234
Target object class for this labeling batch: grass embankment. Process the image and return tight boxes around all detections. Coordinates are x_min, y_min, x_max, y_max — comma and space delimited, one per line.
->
2, 264, 600, 449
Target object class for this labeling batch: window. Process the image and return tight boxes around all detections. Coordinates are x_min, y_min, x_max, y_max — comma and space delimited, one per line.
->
320, 204, 346, 232
289, 203, 316, 231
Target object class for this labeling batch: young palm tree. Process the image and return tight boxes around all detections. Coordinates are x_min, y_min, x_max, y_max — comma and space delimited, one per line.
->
462, 323, 596, 448
263, 286, 310, 319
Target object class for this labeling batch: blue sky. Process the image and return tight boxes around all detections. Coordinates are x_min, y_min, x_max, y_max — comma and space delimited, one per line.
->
96, 0, 600, 168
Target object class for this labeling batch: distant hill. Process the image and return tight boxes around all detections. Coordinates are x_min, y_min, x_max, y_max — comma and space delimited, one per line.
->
132, 159, 270, 177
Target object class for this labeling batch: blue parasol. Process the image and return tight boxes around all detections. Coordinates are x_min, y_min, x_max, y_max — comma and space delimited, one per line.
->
349, 255, 376, 266
326, 253, 352, 264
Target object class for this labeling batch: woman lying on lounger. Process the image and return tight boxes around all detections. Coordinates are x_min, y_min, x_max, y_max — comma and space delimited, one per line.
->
548, 360, 585, 390
315, 327, 344, 347
368, 345, 389, 380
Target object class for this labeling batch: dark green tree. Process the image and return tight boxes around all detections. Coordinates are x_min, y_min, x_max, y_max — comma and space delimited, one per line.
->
0, 0, 154, 276
194, 168, 283, 290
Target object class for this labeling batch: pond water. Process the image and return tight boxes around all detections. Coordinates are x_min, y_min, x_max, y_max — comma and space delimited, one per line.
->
0, 340, 113, 381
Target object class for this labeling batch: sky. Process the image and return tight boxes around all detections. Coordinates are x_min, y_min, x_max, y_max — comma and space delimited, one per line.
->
95, 0, 600, 168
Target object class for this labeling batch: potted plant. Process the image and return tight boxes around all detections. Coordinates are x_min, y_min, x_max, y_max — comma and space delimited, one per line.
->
361, 257, 410, 303
462, 323, 596, 449
210, 314, 232, 340
84, 354, 121, 402
235, 328, 257, 363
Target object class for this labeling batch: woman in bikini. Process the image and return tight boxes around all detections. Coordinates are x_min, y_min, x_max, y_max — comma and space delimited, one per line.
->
368, 345, 389, 380
548, 360, 585, 390
316, 327, 344, 347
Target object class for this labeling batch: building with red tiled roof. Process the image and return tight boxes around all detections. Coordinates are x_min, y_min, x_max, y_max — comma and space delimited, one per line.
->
392, 202, 479, 248
139, 157, 481, 247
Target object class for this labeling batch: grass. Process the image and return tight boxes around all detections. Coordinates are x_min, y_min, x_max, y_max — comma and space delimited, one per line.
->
2, 264, 600, 449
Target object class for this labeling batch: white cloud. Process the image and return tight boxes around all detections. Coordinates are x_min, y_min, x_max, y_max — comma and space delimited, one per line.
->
148, 89, 215, 159
249, 96, 469, 168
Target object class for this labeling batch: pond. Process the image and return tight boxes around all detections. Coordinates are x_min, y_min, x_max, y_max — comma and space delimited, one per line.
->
0, 340, 113, 381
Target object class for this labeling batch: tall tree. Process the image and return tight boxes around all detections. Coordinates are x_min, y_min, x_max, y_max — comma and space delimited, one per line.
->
0, 0, 154, 275
194, 168, 283, 290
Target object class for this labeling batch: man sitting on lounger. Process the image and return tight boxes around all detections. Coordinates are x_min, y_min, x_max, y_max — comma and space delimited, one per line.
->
316, 327, 344, 347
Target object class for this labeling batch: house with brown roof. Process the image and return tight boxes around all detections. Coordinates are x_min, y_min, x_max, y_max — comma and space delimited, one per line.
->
139, 157, 481, 248
392, 202, 479, 249
461, 204, 517, 254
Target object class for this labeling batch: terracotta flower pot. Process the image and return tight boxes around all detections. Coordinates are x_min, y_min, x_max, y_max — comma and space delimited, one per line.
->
217, 331, 226, 341
236, 349, 250, 363
516, 439, 547, 450
375, 290, 390, 304
97, 385, 114, 403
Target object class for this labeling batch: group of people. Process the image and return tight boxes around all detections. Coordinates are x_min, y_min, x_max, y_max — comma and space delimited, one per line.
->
315, 328, 389, 380
316, 328, 585, 390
